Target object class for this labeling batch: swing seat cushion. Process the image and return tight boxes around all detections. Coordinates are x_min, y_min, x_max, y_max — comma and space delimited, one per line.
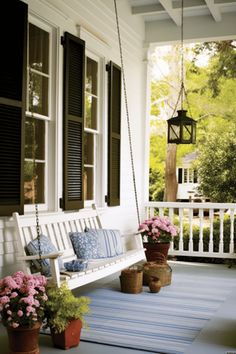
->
69, 229, 123, 260
26, 235, 64, 276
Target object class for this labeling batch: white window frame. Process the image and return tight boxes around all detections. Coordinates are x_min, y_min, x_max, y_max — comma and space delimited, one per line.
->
24, 15, 56, 213
84, 50, 104, 208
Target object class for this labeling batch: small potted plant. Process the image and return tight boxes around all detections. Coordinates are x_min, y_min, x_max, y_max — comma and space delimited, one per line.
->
0, 271, 48, 354
139, 216, 178, 260
45, 283, 90, 349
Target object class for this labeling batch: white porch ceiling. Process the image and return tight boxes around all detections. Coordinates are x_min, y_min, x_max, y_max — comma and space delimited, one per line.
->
128, 0, 236, 45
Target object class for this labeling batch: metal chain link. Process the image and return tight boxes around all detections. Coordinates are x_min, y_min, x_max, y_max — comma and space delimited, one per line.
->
114, 0, 141, 226
171, 0, 193, 119
32, 115, 42, 272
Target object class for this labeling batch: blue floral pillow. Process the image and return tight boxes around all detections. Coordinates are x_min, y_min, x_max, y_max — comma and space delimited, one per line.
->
69, 231, 105, 260
26, 235, 64, 277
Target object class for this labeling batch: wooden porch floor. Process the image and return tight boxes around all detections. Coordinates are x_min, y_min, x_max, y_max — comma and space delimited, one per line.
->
1, 261, 236, 354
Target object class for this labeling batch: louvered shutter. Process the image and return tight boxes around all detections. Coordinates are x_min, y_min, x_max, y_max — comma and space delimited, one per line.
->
107, 61, 121, 206
0, 1, 27, 216
61, 32, 85, 210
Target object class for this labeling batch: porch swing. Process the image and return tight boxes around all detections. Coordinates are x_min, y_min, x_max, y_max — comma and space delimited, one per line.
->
13, 0, 145, 289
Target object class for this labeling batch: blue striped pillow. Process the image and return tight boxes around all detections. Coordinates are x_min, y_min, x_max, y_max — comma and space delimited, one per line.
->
88, 229, 123, 258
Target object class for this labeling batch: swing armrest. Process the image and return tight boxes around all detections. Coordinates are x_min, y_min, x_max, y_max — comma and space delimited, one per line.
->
17, 251, 64, 261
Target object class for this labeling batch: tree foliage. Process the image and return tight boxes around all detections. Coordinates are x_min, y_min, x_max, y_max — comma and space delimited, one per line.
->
196, 129, 236, 202
192, 41, 236, 97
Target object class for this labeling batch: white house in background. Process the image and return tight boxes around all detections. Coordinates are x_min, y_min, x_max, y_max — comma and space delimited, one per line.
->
177, 152, 199, 202
176, 151, 211, 203
0, 0, 236, 278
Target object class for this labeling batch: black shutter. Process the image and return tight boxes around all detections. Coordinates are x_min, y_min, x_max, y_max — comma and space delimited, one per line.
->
0, 1, 27, 216
61, 32, 85, 211
107, 61, 121, 206
178, 168, 183, 184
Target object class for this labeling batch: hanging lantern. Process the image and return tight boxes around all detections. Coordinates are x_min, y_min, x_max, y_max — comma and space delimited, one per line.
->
167, 0, 197, 145
167, 109, 196, 144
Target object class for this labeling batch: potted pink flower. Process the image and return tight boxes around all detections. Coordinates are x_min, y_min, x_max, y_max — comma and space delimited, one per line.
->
0, 271, 48, 354
139, 216, 178, 260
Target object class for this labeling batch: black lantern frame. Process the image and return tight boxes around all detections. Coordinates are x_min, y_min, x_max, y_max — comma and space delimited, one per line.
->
168, 109, 196, 144
167, 0, 196, 145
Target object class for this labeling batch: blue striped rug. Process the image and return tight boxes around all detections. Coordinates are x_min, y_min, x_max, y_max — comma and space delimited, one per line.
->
80, 267, 236, 354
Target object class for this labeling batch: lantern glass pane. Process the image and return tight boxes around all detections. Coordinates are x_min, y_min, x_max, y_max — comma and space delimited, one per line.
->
169, 124, 180, 140
183, 123, 192, 141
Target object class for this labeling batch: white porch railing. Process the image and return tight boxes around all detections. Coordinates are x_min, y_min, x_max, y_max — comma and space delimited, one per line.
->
144, 202, 236, 259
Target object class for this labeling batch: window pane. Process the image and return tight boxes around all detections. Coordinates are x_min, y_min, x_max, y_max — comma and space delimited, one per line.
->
189, 169, 193, 183
86, 57, 97, 95
29, 23, 49, 73
184, 169, 188, 183
85, 94, 97, 129
194, 169, 198, 183
84, 132, 94, 165
25, 117, 45, 159
84, 167, 94, 200
24, 162, 45, 204
29, 72, 48, 115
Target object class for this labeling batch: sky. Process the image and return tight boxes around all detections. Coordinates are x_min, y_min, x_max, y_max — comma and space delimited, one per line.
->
150, 44, 210, 81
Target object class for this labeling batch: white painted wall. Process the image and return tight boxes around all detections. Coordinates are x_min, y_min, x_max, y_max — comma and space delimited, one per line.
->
0, 0, 147, 277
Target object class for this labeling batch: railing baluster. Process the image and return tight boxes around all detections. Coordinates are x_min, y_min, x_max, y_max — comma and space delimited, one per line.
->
199, 209, 204, 253
209, 209, 214, 253
230, 209, 235, 254
219, 209, 224, 255
179, 208, 184, 252
169, 208, 174, 251
188, 208, 193, 253
159, 208, 164, 217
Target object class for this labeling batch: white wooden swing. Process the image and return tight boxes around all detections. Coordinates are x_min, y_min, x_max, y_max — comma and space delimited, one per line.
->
13, 0, 146, 289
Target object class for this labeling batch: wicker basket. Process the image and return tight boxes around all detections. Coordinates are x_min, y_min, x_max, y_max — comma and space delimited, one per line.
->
120, 267, 143, 294
143, 253, 172, 287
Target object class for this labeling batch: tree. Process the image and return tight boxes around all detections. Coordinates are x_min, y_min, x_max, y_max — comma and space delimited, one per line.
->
196, 130, 236, 202
192, 41, 236, 97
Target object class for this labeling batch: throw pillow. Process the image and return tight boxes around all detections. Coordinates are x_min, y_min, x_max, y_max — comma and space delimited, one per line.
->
26, 235, 64, 277
69, 231, 105, 260
87, 229, 123, 257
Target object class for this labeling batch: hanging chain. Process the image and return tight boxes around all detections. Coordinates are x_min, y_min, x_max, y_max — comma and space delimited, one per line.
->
171, 0, 192, 118
31, 107, 42, 272
114, 0, 141, 226
180, 0, 184, 110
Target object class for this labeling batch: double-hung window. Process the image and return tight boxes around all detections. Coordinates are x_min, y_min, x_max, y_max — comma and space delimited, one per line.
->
84, 54, 100, 204
24, 19, 55, 212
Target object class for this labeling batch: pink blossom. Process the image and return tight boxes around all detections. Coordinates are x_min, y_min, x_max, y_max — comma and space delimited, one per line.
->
0, 296, 10, 304
0, 271, 47, 328
10, 292, 18, 299
17, 310, 23, 317
26, 306, 35, 314
3, 276, 19, 290
12, 322, 20, 328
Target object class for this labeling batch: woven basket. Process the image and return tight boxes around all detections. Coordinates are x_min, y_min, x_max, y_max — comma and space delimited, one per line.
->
120, 268, 143, 294
143, 253, 172, 287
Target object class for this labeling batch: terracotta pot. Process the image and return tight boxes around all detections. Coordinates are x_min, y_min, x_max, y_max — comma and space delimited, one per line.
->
6, 322, 41, 354
50, 319, 82, 349
148, 276, 162, 293
143, 242, 170, 261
